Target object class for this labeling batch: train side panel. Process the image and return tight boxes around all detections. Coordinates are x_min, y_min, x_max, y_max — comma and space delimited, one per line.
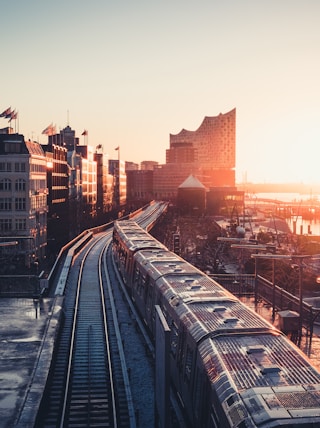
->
112, 219, 320, 428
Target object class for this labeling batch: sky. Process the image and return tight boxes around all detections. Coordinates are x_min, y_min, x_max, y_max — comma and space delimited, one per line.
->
1, 0, 320, 185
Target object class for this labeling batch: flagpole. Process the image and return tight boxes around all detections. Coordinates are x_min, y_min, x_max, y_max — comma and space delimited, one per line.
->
81, 130, 88, 145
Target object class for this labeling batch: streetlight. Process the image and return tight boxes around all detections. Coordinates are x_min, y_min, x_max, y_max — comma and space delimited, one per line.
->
231, 244, 276, 306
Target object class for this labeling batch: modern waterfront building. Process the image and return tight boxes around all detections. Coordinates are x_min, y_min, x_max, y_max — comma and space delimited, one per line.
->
0, 131, 47, 270
168, 108, 235, 171
156, 108, 236, 197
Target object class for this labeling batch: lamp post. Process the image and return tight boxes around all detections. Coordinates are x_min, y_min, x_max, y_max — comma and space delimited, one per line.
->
231, 243, 275, 305
291, 256, 306, 346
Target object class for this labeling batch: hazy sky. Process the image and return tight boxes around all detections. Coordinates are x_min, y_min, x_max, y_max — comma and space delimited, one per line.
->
2, 0, 320, 185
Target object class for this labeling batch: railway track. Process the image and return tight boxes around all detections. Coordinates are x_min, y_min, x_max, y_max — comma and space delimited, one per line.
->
35, 203, 167, 427
35, 231, 134, 427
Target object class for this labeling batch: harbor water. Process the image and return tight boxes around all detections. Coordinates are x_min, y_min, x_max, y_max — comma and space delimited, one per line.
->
249, 192, 320, 236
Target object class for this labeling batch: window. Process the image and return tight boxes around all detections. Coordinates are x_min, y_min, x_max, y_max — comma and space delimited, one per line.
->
0, 162, 11, 172
0, 179, 11, 191
0, 198, 12, 210
15, 179, 26, 191
15, 198, 26, 211
15, 218, 26, 230
5, 142, 21, 153
14, 162, 25, 172
0, 219, 12, 231
170, 322, 179, 358
185, 346, 193, 382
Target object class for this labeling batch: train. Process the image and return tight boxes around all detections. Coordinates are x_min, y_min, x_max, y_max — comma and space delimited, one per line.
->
112, 220, 320, 428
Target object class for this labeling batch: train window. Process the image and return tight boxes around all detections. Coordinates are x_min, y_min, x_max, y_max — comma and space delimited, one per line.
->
146, 283, 153, 312
137, 273, 146, 297
124, 253, 128, 270
185, 346, 193, 383
193, 367, 202, 419
170, 322, 179, 358
133, 269, 143, 295
143, 275, 149, 302
178, 330, 186, 372
132, 266, 138, 285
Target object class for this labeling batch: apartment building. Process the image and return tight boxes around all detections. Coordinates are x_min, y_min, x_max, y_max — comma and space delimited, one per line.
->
0, 131, 47, 270
109, 159, 126, 207
42, 142, 69, 249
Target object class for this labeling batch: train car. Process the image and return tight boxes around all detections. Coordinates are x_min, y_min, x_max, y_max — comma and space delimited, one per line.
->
133, 256, 284, 427
131, 248, 206, 329
195, 331, 320, 427
112, 220, 166, 284
112, 220, 320, 427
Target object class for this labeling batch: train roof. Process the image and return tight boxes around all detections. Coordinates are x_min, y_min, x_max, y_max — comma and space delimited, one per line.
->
198, 333, 320, 426
133, 248, 180, 264
114, 220, 143, 231
182, 299, 272, 337
114, 221, 166, 252
124, 237, 166, 252
165, 286, 273, 342
134, 249, 201, 276
139, 260, 235, 297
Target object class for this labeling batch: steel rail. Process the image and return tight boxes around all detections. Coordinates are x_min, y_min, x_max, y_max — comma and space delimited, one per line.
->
102, 243, 137, 428
98, 238, 119, 428
59, 234, 111, 427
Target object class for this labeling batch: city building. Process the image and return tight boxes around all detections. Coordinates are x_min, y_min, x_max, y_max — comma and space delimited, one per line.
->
153, 163, 202, 200
177, 175, 207, 213
67, 144, 97, 233
109, 159, 126, 207
166, 144, 197, 164
169, 108, 235, 172
155, 108, 236, 199
47, 125, 98, 234
0, 131, 47, 270
125, 161, 139, 171
126, 169, 154, 203
94, 149, 114, 222
42, 142, 69, 250
140, 160, 158, 170
50, 125, 79, 151
206, 187, 244, 217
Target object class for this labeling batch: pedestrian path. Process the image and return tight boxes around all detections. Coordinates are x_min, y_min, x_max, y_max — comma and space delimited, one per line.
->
0, 297, 62, 427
